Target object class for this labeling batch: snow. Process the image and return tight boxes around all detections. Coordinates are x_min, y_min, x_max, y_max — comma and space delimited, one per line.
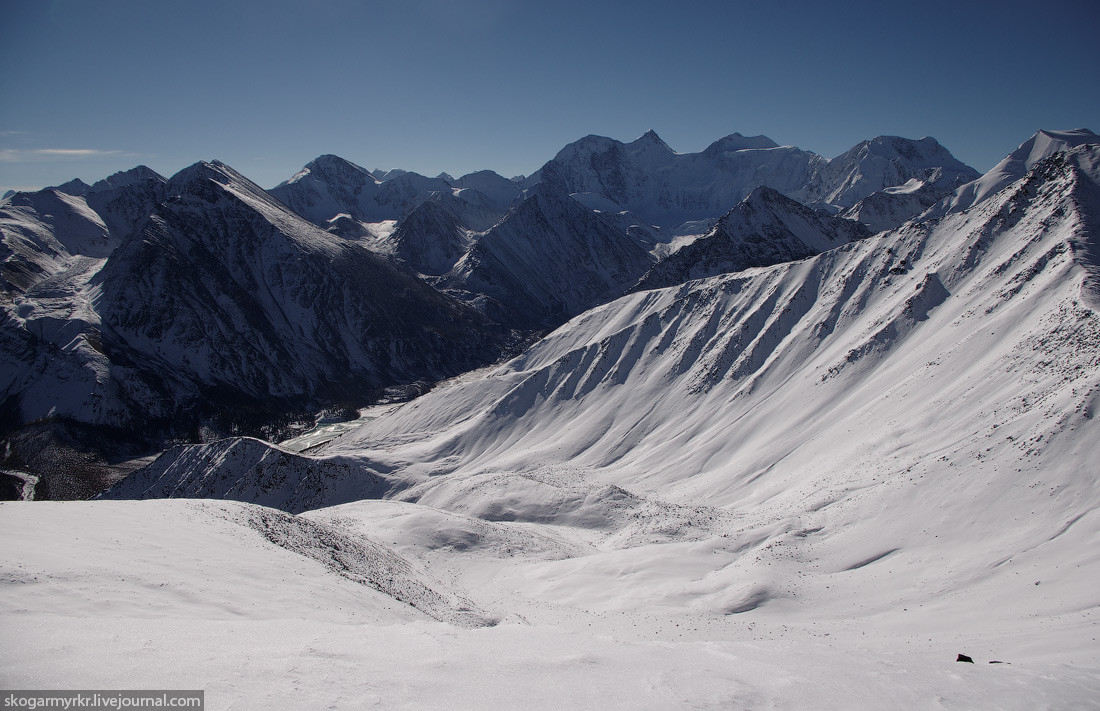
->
884, 178, 925, 194
4, 495, 1098, 709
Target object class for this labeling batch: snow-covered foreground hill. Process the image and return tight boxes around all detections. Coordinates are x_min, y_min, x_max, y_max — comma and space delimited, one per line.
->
4, 498, 1098, 709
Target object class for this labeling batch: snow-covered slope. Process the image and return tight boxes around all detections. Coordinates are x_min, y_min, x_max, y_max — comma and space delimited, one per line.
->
0, 499, 492, 627
98, 437, 399, 514
932, 128, 1099, 216
0, 189, 111, 292
636, 186, 872, 291
841, 173, 951, 232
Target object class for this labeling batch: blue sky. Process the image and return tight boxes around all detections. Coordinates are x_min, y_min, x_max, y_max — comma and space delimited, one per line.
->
1, 0, 1097, 195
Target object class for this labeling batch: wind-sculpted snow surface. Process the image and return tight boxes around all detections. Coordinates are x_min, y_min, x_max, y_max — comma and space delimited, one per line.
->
0, 500, 494, 627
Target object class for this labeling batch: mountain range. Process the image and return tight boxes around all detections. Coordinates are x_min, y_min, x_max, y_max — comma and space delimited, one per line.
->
3, 126, 1100, 707
0, 128, 1093, 501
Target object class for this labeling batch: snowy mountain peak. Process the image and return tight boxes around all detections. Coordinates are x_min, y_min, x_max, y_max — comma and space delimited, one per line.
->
741, 184, 796, 206
51, 178, 92, 196
372, 168, 409, 182
629, 129, 674, 152
1029, 128, 1098, 161
281, 154, 377, 188
89, 165, 166, 193
702, 132, 780, 154
451, 170, 522, 210
821, 135, 979, 210
166, 160, 260, 196
528, 129, 975, 229
931, 127, 1099, 217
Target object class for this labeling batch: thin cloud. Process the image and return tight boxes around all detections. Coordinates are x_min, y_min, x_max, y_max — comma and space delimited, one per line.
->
36, 149, 123, 157
0, 148, 128, 162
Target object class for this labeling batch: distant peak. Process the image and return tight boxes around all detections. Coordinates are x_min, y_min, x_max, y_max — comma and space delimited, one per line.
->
1035, 128, 1097, 140
307, 154, 371, 175
166, 160, 255, 195
630, 129, 673, 151
704, 133, 779, 154
744, 185, 788, 201
563, 134, 620, 152
737, 185, 802, 212
373, 168, 408, 182
51, 178, 92, 197
277, 155, 375, 188
90, 165, 166, 193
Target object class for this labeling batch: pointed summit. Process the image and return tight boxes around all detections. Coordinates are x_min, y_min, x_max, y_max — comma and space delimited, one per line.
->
287, 154, 376, 187
90, 165, 166, 193
166, 160, 254, 193
630, 129, 674, 153
51, 178, 92, 196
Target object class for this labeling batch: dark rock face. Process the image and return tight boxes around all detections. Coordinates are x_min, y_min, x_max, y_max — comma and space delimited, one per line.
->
636, 187, 872, 291
440, 184, 656, 330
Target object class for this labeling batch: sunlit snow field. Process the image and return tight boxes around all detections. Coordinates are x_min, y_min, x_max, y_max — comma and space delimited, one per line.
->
2, 499, 1098, 710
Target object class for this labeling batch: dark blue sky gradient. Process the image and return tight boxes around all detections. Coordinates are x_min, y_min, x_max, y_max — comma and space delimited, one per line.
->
1, 0, 1097, 194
